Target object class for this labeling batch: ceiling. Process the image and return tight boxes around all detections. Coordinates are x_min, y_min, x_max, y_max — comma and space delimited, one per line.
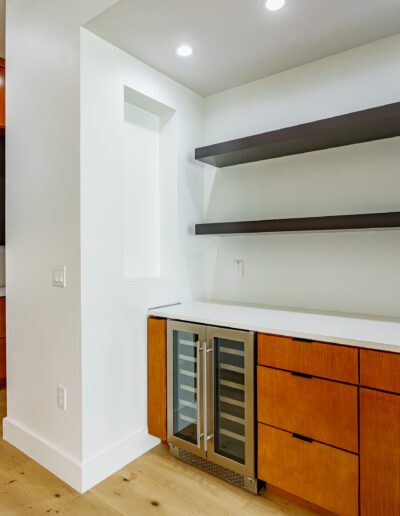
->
86, 0, 400, 97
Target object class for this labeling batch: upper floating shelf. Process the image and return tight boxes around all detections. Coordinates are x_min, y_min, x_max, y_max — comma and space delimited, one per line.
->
195, 102, 400, 168
195, 212, 400, 236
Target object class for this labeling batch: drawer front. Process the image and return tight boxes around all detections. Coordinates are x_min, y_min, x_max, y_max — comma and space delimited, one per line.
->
257, 366, 358, 452
360, 349, 400, 394
258, 423, 358, 516
258, 333, 358, 384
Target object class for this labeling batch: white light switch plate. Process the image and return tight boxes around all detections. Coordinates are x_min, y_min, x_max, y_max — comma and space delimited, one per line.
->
57, 385, 67, 411
52, 266, 66, 288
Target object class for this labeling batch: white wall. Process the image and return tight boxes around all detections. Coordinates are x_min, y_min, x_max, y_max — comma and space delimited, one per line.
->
4, 0, 204, 492
4, 0, 118, 491
204, 34, 400, 318
80, 30, 205, 488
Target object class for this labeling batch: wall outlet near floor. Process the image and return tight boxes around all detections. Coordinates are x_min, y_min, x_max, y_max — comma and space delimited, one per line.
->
57, 385, 67, 411
52, 266, 66, 288
233, 259, 244, 278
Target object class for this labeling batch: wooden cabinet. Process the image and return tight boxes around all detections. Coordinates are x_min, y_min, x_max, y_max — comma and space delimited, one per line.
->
0, 296, 5, 339
258, 333, 358, 384
257, 366, 358, 452
360, 348, 400, 515
258, 423, 359, 516
257, 333, 400, 515
147, 317, 167, 440
360, 388, 400, 515
257, 332, 359, 514
0, 338, 5, 382
0, 297, 5, 387
0, 58, 5, 129
360, 349, 400, 394
146, 320, 400, 514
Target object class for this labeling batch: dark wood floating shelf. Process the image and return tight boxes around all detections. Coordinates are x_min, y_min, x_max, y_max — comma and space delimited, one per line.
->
195, 102, 400, 168
195, 212, 400, 235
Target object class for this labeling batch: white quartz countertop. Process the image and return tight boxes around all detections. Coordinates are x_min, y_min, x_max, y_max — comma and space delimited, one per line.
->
148, 301, 400, 353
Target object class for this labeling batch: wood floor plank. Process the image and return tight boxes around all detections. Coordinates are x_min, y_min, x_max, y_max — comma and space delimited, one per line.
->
93, 444, 253, 516
0, 390, 313, 515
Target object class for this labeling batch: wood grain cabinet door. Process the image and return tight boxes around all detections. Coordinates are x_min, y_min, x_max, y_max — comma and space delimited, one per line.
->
0, 338, 5, 382
0, 298, 5, 385
0, 297, 5, 339
360, 388, 400, 516
0, 64, 4, 128
147, 317, 167, 440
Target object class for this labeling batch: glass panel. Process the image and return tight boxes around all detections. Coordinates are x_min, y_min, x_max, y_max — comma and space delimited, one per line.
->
173, 330, 199, 445
214, 337, 246, 464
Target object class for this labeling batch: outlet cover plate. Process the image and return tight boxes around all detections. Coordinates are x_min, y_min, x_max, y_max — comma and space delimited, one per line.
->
233, 259, 244, 278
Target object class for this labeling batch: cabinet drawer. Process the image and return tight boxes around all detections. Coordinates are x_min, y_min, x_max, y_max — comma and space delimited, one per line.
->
257, 366, 358, 452
258, 423, 358, 516
360, 349, 400, 394
258, 333, 358, 384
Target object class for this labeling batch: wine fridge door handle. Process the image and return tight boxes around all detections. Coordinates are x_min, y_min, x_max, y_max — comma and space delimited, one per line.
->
204, 346, 214, 452
203, 342, 208, 451
196, 340, 203, 449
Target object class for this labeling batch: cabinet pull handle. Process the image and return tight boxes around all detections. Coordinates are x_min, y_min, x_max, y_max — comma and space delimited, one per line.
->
292, 433, 314, 443
292, 337, 313, 343
291, 371, 312, 379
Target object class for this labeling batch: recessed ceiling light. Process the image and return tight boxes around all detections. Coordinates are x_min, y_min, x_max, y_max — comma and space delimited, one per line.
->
265, 0, 285, 11
176, 44, 193, 57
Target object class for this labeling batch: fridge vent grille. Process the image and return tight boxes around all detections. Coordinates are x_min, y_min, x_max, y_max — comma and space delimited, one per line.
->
174, 447, 257, 493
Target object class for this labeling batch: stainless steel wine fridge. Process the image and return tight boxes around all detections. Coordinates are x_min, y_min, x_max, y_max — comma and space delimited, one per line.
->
167, 320, 256, 492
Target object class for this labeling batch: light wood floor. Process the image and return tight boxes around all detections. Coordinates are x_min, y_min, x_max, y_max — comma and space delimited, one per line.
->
0, 390, 313, 515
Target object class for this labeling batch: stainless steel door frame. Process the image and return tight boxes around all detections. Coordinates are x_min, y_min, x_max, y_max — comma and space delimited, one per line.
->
167, 320, 207, 457
205, 326, 255, 479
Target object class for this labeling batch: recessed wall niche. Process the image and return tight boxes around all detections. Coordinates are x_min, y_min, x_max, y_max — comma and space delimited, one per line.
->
123, 86, 177, 280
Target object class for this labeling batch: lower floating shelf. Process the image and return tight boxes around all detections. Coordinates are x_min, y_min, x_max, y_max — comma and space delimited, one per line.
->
195, 211, 400, 235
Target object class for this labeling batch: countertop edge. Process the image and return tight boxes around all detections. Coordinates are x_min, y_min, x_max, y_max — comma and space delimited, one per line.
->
148, 302, 400, 353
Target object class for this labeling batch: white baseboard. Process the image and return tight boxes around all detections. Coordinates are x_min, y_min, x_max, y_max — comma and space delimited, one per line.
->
3, 417, 160, 493
81, 428, 160, 492
3, 417, 82, 491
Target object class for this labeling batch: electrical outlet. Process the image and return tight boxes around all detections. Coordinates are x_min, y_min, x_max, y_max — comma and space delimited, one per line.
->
53, 266, 66, 288
233, 259, 244, 278
57, 385, 67, 411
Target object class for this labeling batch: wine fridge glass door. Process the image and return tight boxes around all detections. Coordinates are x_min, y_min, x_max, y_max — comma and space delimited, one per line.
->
167, 320, 206, 457
206, 327, 255, 478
